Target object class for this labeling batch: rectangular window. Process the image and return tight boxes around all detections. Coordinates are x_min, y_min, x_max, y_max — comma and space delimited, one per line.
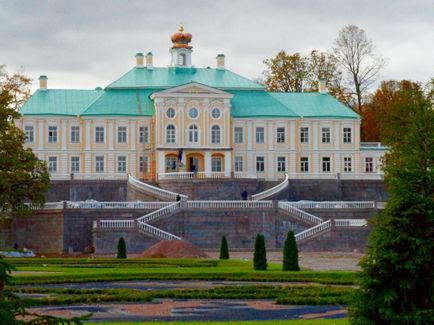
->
95, 156, 104, 173
70, 126, 80, 143
343, 127, 352, 143
71, 156, 80, 173
256, 156, 265, 172
211, 157, 222, 172
300, 127, 309, 143
300, 157, 309, 173
139, 156, 148, 172
322, 157, 331, 172
117, 156, 127, 173
255, 127, 264, 144
48, 156, 57, 172
139, 126, 149, 144
277, 156, 286, 172
95, 126, 104, 143
165, 157, 177, 171
276, 127, 285, 143
48, 126, 57, 143
322, 127, 331, 143
24, 125, 34, 143
117, 126, 127, 143
365, 157, 374, 173
234, 127, 243, 144
344, 156, 352, 172
234, 156, 243, 172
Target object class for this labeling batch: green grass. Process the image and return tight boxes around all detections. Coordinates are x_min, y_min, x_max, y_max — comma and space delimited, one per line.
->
8, 258, 358, 285
86, 321, 348, 325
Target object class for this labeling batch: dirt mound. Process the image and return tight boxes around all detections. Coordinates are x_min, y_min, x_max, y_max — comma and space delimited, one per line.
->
141, 240, 209, 258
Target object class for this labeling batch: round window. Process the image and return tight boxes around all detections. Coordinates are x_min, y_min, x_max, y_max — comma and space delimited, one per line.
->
211, 108, 221, 119
189, 108, 198, 119
166, 108, 175, 118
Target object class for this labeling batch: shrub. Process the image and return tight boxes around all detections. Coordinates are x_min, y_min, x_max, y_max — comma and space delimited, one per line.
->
253, 233, 267, 270
282, 230, 300, 271
116, 237, 127, 259
219, 236, 229, 260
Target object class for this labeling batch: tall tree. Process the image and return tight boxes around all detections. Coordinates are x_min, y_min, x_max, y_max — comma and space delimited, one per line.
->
0, 90, 49, 215
0, 65, 31, 110
117, 237, 127, 259
333, 25, 386, 113
253, 233, 267, 271
282, 230, 300, 271
350, 80, 434, 324
219, 235, 229, 260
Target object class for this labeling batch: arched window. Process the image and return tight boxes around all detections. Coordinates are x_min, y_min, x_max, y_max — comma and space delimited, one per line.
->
211, 125, 221, 144
188, 124, 199, 143
166, 124, 176, 144
211, 156, 222, 172
178, 53, 186, 66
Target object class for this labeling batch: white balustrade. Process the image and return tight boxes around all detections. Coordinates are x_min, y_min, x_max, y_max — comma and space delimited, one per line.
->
137, 202, 181, 223
66, 201, 171, 209
98, 220, 136, 229
252, 173, 289, 201
137, 221, 181, 240
186, 200, 273, 209
233, 172, 257, 179
278, 202, 323, 225
72, 173, 128, 180
289, 201, 375, 209
335, 219, 368, 227
295, 220, 332, 242
128, 174, 188, 201
158, 171, 230, 180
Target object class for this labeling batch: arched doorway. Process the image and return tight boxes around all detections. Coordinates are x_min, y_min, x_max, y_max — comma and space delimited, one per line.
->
186, 153, 204, 172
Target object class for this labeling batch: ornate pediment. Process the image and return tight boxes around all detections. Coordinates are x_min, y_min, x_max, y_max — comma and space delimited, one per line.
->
150, 82, 233, 99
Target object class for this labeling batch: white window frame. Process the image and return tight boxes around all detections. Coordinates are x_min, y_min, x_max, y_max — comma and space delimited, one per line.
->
166, 107, 176, 119
211, 157, 222, 172
344, 156, 352, 173
95, 126, 105, 144
234, 127, 243, 144
70, 126, 80, 143
365, 157, 374, 173
255, 127, 265, 144
322, 156, 331, 173
211, 108, 221, 119
165, 124, 176, 144
188, 124, 199, 144
234, 156, 243, 172
95, 156, 104, 173
117, 126, 127, 143
139, 126, 149, 144
117, 155, 127, 173
276, 127, 285, 143
256, 156, 265, 172
321, 127, 331, 143
24, 125, 34, 143
211, 125, 221, 144
300, 127, 309, 143
300, 157, 309, 173
277, 156, 286, 172
48, 156, 57, 172
139, 156, 149, 172
48, 125, 57, 143
343, 127, 352, 143
70, 156, 80, 173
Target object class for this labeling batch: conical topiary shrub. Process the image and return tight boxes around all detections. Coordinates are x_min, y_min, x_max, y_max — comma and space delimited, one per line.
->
282, 230, 300, 271
219, 235, 229, 260
253, 233, 267, 270
117, 237, 127, 259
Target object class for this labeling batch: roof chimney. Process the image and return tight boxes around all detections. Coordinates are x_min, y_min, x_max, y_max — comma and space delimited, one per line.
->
146, 52, 153, 70
39, 75, 48, 90
216, 54, 225, 70
319, 77, 327, 94
135, 53, 144, 68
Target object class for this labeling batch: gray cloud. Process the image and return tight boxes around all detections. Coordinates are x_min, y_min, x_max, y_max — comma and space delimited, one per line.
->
1, 0, 433, 91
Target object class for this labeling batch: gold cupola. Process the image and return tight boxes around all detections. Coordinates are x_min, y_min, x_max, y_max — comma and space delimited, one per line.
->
171, 24, 193, 49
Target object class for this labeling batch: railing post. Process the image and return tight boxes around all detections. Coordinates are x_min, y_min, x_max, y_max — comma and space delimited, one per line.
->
330, 219, 335, 229
62, 200, 67, 210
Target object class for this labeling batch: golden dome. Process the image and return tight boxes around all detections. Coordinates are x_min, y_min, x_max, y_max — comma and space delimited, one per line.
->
171, 24, 192, 49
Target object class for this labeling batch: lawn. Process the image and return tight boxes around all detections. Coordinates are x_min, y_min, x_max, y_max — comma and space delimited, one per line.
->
86, 320, 348, 325
8, 258, 359, 285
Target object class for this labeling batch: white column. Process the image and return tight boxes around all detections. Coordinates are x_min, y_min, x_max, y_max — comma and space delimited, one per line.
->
289, 121, 295, 151
205, 151, 212, 177
129, 153, 137, 176
224, 151, 231, 176
247, 122, 253, 150
108, 120, 114, 150
334, 122, 341, 174
38, 119, 44, 150
158, 151, 165, 175
247, 152, 254, 175
130, 120, 136, 151
268, 153, 275, 179
60, 120, 68, 176
84, 120, 91, 176
268, 122, 274, 151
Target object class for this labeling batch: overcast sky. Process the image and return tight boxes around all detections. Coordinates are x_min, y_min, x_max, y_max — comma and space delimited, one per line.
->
1, 0, 433, 92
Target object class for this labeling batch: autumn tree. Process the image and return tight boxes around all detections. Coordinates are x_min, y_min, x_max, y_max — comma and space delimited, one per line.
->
333, 25, 386, 113
0, 65, 31, 110
0, 90, 49, 215
350, 80, 434, 324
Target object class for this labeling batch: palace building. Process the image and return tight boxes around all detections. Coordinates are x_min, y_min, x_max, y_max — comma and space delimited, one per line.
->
18, 25, 386, 181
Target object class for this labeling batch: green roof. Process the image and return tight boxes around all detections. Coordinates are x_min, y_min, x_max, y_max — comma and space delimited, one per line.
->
230, 90, 298, 118
81, 90, 154, 116
269, 92, 359, 119
20, 89, 103, 116
107, 67, 264, 90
